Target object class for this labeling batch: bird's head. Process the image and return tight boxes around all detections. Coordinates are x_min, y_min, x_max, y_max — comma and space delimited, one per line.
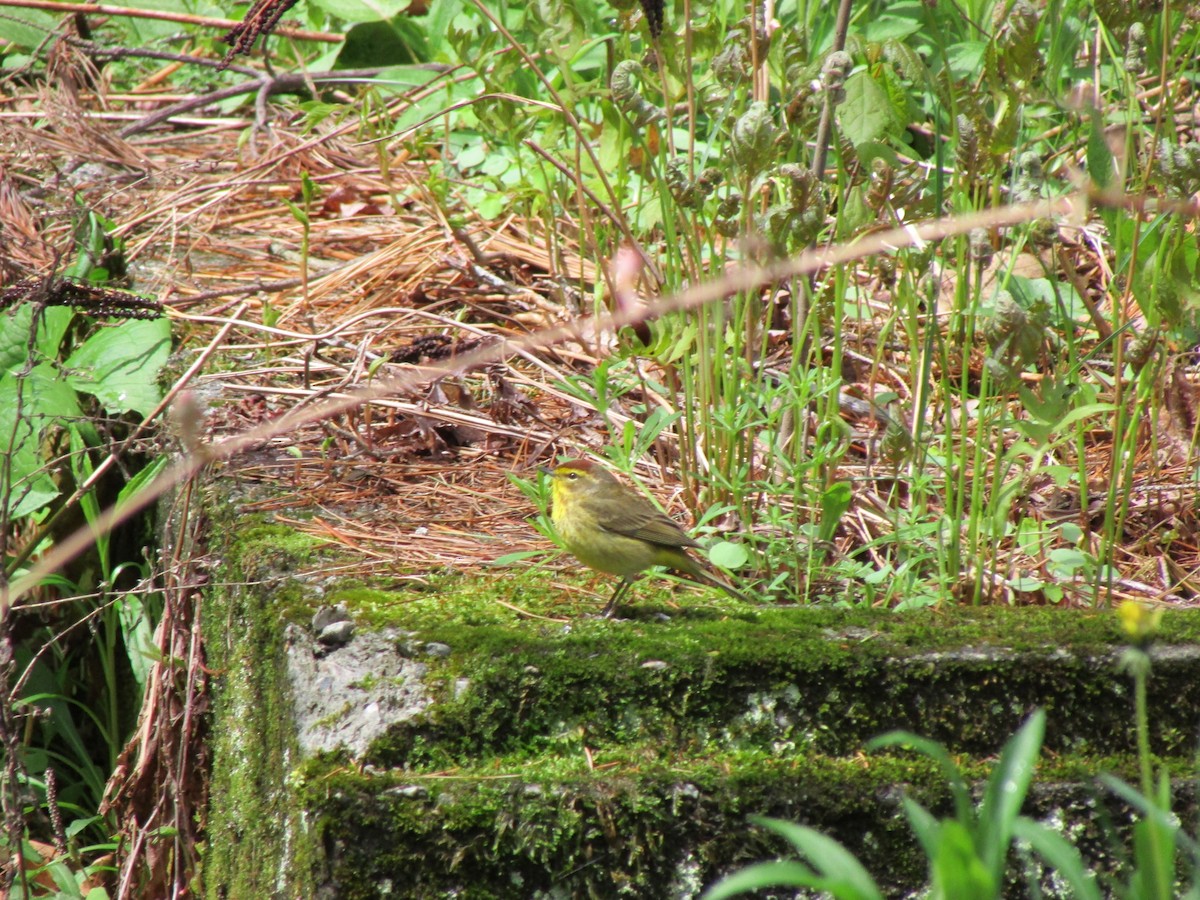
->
542, 458, 617, 500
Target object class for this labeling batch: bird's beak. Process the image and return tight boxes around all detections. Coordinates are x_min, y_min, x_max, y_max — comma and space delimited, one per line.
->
538, 466, 553, 477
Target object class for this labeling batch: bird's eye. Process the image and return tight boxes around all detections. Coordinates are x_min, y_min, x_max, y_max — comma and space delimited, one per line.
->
566, 472, 578, 480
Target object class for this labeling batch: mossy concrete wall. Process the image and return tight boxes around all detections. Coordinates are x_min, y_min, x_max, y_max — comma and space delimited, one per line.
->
201, 515, 1200, 899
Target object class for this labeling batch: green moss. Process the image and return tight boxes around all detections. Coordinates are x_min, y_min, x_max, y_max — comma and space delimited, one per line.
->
200, 497, 1200, 898
291, 748, 1195, 899
297, 754, 935, 898
353, 600, 1200, 769
229, 521, 327, 571
203, 502, 324, 898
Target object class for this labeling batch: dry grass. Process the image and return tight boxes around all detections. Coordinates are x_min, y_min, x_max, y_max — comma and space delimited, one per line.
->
3, 70, 621, 581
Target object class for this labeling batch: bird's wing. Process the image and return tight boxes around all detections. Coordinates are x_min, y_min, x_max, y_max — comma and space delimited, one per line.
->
593, 497, 700, 549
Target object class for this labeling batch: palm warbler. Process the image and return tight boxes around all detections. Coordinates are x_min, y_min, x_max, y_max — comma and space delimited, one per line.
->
542, 458, 750, 615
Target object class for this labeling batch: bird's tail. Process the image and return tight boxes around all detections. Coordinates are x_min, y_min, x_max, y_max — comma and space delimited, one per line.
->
677, 555, 752, 604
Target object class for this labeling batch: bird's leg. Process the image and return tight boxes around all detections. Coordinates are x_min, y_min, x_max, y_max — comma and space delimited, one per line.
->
601, 576, 635, 618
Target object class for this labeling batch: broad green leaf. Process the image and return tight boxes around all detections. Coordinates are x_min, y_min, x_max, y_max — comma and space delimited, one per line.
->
456, 140, 489, 169
1048, 548, 1088, 576
864, 7, 923, 42
0, 304, 73, 374
1008, 575, 1043, 591
337, 19, 423, 67
64, 318, 171, 416
838, 70, 898, 147
883, 35, 932, 84
369, 64, 444, 93
837, 185, 873, 237
48, 859, 80, 893
0, 7, 56, 49
0, 363, 83, 518
945, 41, 988, 81
708, 541, 749, 569
308, 0, 410, 23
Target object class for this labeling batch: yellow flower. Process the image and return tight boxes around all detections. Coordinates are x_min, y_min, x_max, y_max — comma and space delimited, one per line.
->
1116, 601, 1163, 644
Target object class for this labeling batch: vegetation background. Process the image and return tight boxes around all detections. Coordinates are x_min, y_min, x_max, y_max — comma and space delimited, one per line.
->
0, 0, 1198, 894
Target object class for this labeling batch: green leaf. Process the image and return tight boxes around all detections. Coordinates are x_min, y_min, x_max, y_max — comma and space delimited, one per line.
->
930, 820, 995, 897
900, 796, 941, 858
0, 304, 74, 374
702, 860, 819, 898
65, 816, 103, 840
64, 318, 171, 416
838, 70, 898, 147
117, 455, 168, 510
0, 363, 83, 518
69, 427, 109, 577
48, 857, 82, 894
1130, 814, 1177, 900
424, 0, 465, 56
945, 41, 988, 81
0, 6, 56, 49
337, 17, 429, 67
883, 34, 932, 84
868, 730, 973, 823
1048, 548, 1088, 577
117, 589, 156, 693
1011, 818, 1102, 900
456, 139, 489, 169
1057, 522, 1083, 544
708, 541, 749, 569
818, 482, 852, 543
748, 817, 884, 900
308, 0, 410, 22
1101, 775, 1188, 838
282, 198, 307, 225
837, 185, 873, 237
977, 710, 1044, 874
1008, 575, 1043, 592
864, 7, 923, 42
491, 551, 546, 565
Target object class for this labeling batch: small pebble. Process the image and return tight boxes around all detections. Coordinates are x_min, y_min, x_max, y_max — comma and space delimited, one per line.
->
312, 603, 350, 633
318, 620, 355, 647
386, 785, 428, 800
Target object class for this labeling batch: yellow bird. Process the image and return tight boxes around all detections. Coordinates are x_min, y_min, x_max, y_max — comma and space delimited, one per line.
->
542, 458, 750, 615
